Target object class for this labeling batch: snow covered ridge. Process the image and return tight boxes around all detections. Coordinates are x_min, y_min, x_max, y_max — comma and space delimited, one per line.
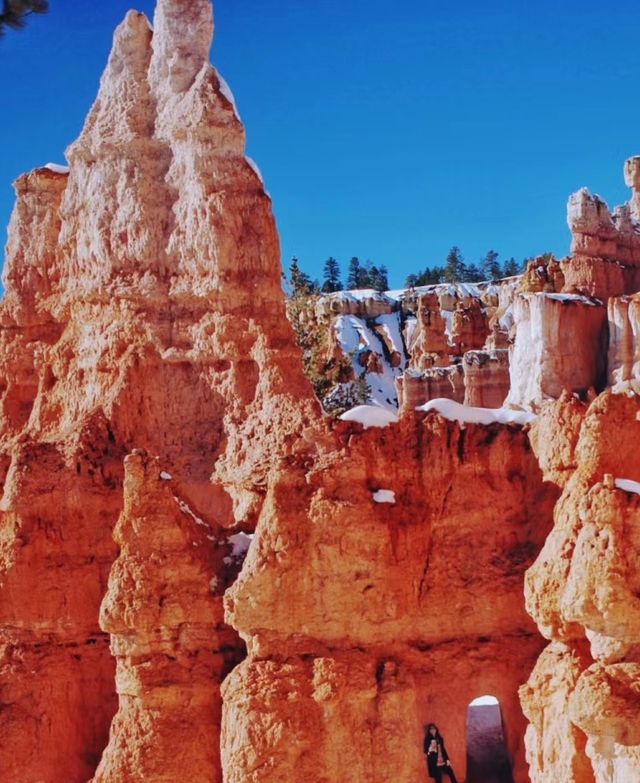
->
418, 398, 537, 427
529, 292, 603, 307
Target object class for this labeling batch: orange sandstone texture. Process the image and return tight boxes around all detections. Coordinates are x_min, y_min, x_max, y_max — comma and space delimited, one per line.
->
522, 391, 640, 782
0, 0, 319, 781
223, 412, 558, 783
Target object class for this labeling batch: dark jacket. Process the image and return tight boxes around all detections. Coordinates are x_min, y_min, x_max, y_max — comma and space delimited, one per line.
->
423, 733, 450, 778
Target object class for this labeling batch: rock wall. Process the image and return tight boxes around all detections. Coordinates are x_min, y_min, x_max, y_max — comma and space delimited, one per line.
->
223, 412, 558, 783
521, 391, 640, 782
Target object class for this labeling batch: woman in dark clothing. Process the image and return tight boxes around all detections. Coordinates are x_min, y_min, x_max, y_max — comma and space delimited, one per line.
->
424, 724, 458, 783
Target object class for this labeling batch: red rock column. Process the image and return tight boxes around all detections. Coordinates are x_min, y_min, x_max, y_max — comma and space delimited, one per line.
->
92, 452, 244, 783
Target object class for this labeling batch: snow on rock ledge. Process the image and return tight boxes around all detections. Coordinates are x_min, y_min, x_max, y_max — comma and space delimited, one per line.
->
418, 398, 536, 427
614, 478, 640, 495
339, 405, 399, 429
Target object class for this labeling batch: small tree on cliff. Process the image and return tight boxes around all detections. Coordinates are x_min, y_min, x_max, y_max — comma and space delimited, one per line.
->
289, 257, 317, 296
0, 0, 47, 36
321, 257, 342, 292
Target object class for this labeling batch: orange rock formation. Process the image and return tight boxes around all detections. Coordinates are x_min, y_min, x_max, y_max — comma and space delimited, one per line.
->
0, 1, 318, 780
2, 1, 640, 783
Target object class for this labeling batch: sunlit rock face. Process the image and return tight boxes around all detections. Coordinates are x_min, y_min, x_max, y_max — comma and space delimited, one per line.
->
522, 391, 640, 783
223, 411, 558, 783
505, 293, 607, 411
3, 1, 640, 782
0, 0, 319, 780
564, 157, 640, 299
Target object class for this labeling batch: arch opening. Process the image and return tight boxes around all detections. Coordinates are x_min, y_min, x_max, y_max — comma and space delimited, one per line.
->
466, 695, 513, 783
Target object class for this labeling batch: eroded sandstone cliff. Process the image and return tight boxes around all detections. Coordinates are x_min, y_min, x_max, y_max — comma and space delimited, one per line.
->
2, 1, 640, 783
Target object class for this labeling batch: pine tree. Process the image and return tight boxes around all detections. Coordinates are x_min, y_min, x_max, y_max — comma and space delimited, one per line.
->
321, 256, 341, 293
463, 263, 483, 282
347, 257, 361, 289
377, 264, 389, 291
503, 257, 520, 277
405, 273, 418, 289
367, 264, 388, 292
0, 0, 47, 35
289, 257, 314, 296
443, 247, 466, 283
481, 249, 501, 280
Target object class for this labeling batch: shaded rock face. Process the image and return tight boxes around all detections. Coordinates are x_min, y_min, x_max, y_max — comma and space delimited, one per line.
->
223, 413, 558, 783
521, 391, 640, 782
0, 1, 319, 781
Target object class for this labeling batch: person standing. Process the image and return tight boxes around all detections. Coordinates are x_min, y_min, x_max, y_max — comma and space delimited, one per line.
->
424, 723, 458, 783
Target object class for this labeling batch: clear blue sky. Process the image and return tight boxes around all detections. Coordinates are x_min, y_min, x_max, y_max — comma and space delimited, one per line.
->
2, 0, 639, 288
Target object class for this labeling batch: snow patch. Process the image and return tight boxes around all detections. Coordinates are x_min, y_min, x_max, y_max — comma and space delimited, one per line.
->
372, 489, 396, 504
215, 69, 241, 121
159, 471, 172, 480
418, 398, 536, 426
44, 162, 69, 174
614, 478, 640, 495
173, 496, 209, 528
340, 405, 399, 429
223, 532, 254, 563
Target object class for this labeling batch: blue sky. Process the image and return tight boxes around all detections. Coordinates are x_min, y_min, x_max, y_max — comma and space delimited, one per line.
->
2, 0, 640, 288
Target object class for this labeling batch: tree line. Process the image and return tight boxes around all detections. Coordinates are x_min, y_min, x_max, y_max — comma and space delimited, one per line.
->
289, 256, 389, 296
406, 247, 524, 287
288, 247, 531, 297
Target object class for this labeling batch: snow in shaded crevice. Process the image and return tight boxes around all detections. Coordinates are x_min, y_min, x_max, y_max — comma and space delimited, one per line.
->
333, 314, 403, 410
339, 405, 399, 429
614, 478, 640, 495
417, 398, 536, 426
223, 531, 254, 564
372, 489, 396, 504
173, 495, 210, 529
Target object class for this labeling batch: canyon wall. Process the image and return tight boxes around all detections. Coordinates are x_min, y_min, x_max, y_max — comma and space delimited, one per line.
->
223, 411, 557, 783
